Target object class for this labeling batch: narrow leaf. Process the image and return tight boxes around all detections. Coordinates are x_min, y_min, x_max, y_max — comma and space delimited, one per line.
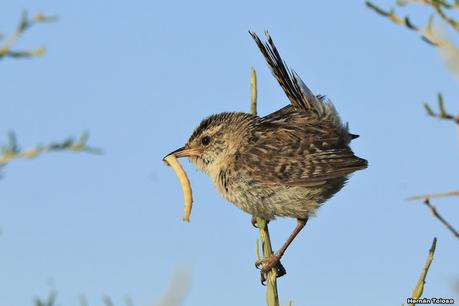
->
423, 103, 435, 116
437, 93, 447, 117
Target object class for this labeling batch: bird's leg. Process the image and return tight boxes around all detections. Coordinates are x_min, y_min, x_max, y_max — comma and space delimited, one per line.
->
255, 217, 308, 283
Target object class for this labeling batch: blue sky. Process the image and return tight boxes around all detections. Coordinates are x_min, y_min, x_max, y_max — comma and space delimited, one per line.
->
1, 1, 459, 306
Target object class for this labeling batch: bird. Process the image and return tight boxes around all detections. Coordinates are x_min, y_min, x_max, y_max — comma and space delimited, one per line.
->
163, 31, 368, 284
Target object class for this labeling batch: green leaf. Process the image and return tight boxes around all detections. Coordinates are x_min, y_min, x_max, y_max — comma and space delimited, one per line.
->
405, 17, 417, 30
18, 11, 29, 32
437, 93, 447, 117
365, 2, 390, 17
423, 103, 435, 116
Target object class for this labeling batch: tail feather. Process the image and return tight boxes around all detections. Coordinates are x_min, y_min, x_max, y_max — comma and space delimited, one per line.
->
249, 31, 322, 115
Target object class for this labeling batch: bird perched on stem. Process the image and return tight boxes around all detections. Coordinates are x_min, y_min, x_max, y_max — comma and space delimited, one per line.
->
164, 31, 367, 284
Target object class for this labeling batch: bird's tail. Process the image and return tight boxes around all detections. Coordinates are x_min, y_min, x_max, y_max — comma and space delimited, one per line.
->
249, 31, 330, 118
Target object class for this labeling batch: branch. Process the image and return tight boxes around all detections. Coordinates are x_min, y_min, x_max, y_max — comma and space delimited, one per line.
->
404, 238, 437, 306
0, 131, 101, 167
397, 0, 459, 10
423, 93, 459, 124
407, 190, 459, 238
366, 1, 459, 55
423, 198, 459, 238
251, 68, 280, 306
431, 0, 459, 32
397, 0, 459, 29
407, 189, 459, 201
367, 2, 459, 97
0, 11, 57, 60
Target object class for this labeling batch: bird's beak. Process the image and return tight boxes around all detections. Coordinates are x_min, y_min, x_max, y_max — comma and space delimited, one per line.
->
163, 146, 201, 160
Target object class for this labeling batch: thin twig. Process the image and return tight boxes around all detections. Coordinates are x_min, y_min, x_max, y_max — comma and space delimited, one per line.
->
0, 11, 57, 60
366, 1, 459, 55
251, 68, 280, 306
423, 198, 459, 238
0, 131, 101, 167
367, 3, 459, 119
431, 1, 459, 32
423, 93, 459, 124
398, 0, 459, 10
407, 189, 459, 201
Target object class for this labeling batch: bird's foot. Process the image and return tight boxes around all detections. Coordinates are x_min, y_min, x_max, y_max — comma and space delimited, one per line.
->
255, 253, 286, 285
251, 216, 258, 228
251, 216, 270, 229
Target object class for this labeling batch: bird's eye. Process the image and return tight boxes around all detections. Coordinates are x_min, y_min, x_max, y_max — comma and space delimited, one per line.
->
201, 136, 211, 146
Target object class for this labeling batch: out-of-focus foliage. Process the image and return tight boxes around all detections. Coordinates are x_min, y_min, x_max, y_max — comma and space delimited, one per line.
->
0, 11, 57, 60
1, 13, 99, 178
367, 0, 459, 119
367, 0, 459, 234
367, 1, 458, 304
34, 292, 57, 306
154, 268, 191, 306
0, 131, 101, 173
423, 93, 459, 123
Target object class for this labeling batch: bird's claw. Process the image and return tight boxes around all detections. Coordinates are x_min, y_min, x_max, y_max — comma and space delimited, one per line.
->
251, 216, 258, 228
251, 216, 270, 229
255, 254, 286, 285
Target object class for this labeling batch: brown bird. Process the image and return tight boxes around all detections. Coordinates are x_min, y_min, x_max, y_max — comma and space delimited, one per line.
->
164, 31, 367, 284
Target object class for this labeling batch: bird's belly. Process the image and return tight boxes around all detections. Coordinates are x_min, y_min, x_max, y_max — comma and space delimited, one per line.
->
212, 172, 346, 220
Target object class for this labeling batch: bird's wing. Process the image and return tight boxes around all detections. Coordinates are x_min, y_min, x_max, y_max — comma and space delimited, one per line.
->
249, 31, 324, 115
234, 120, 368, 187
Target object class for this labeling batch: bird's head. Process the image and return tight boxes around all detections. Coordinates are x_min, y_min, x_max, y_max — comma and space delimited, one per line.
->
164, 112, 256, 175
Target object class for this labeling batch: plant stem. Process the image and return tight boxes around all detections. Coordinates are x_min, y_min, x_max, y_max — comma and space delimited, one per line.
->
251, 67, 280, 306
256, 218, 280, 306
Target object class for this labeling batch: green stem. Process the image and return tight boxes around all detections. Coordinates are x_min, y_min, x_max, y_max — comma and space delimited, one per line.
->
256, 218, 280, 306
251, 67, 280, 306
